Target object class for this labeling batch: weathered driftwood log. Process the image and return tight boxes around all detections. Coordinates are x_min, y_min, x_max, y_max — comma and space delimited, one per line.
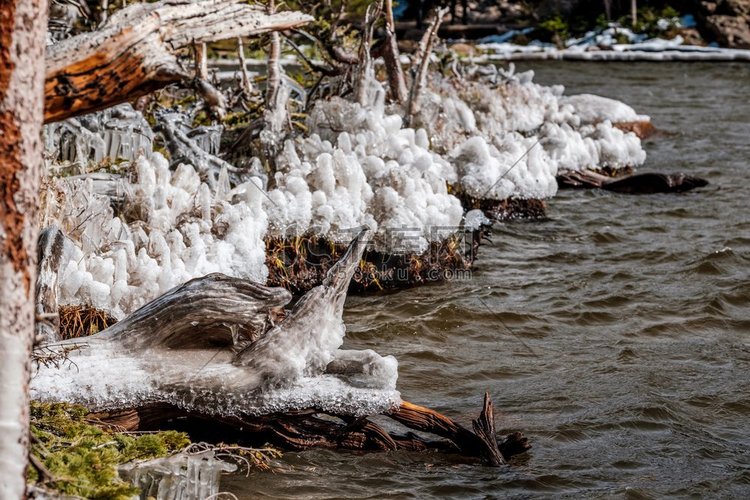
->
87, 395, 529, 465
557, 169, 709, 194
45, 0, 312, 123
32, 230, 529, 465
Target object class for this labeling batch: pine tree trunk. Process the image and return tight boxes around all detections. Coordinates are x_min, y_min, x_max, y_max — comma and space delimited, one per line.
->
0, 0, 48, 496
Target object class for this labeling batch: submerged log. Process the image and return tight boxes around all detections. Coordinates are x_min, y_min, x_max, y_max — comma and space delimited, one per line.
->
390, 395, 506, 465
557, 169, 709, 194
87, 394, 529, 465
602, 172, 709, 194
44, 0, 312, 123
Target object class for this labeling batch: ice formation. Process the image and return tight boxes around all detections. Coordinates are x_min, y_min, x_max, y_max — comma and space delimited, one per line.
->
476, 27, 750, 61
560, 94, 651, 125
44, 152, 268, 318
31, 232, 401, 417
266, 78, 463, 253
415, 65, 647, 198
119, 448, 237, 500
40, 67, 655, 321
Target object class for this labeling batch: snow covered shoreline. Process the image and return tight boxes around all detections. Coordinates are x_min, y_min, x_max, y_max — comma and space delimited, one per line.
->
39, 67, 652, 313
473, 45, 750, 62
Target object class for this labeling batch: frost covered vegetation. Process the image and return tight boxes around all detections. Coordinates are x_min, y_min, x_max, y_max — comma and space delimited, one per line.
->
26, 0, 653, 495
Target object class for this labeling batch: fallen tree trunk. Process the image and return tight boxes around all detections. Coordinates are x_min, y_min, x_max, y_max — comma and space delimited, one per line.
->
44, 0, 312, 123
32, 231, 529, 466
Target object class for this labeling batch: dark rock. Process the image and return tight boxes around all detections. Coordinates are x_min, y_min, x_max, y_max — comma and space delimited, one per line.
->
698, 0, 750, 48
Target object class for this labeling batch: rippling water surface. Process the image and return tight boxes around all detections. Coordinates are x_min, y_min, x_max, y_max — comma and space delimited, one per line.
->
226, 62, 750, 498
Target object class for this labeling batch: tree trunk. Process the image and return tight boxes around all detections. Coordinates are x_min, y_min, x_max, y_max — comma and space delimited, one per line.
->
0, 0, 48, 496
44, 0, 312, 123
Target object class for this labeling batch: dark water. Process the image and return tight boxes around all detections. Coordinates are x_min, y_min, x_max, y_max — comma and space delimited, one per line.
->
226, 62, 750, 498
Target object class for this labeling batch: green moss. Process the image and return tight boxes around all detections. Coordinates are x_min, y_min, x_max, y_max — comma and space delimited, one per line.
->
29, 401, 190, 499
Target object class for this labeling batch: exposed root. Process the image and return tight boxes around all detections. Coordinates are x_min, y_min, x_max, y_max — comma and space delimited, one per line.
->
452, 190, 548, 221
265, 233, 476, 295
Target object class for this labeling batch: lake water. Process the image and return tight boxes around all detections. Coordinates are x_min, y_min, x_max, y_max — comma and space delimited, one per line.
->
225, 62, 750, 498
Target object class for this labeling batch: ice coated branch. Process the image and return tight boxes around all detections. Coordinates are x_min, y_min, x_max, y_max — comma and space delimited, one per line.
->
407, 8, 448, 123
382, 0, 408, 104
44, 0, 312, 123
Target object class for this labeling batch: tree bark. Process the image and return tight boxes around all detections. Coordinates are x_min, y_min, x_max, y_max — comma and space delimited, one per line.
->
0, 0, 48, 496
44, 0, 312, 123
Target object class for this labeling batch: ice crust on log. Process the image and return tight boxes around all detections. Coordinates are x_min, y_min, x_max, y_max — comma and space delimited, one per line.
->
31, 232, 402, 417
413, 65, 647, 200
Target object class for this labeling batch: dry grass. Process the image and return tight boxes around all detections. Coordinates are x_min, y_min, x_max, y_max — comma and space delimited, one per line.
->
58, 305, 118, 340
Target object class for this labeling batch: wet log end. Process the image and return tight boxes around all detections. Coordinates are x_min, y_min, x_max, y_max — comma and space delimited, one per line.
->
471, 392, 505, 466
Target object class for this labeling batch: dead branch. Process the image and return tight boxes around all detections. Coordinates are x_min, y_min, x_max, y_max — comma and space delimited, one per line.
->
406, 8, 448, 124
156, 113, 259, 188
355, 2, 382, 106
45, 0, 312, 123
236, 37, 254, 98
383, 0, 408, 104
